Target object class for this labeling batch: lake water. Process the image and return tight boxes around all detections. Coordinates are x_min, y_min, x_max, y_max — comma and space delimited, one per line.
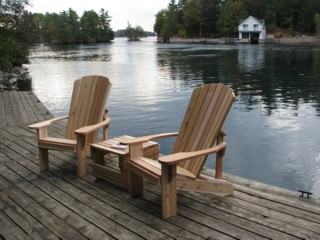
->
26, 37, 320, 196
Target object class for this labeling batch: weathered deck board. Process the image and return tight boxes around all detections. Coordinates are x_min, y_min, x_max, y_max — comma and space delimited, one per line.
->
0, 91, 52, 127
0, 125, 217, 239
0, 91, 320, 239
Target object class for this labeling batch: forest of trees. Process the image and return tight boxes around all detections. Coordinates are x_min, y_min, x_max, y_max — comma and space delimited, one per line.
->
154, 0, 320, 41
26, 8, 114, 44
0, 1, 114, 72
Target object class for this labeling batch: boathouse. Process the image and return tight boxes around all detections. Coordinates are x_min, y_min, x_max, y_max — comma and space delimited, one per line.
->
238, 15, 266, 43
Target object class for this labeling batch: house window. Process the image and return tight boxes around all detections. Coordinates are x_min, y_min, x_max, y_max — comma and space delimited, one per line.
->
243, 24, 248, 31
253, 24, 259, 31
242, 33, 250, 39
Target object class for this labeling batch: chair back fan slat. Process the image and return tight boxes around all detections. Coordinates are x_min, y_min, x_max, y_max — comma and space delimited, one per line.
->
173, 83, 235, 177
65, 75, 111, 142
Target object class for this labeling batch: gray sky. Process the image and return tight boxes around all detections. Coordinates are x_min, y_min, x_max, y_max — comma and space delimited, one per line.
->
27, 0, 169, 31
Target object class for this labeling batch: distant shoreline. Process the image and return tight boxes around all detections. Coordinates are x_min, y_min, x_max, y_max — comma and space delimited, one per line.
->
162, 36, 320, 45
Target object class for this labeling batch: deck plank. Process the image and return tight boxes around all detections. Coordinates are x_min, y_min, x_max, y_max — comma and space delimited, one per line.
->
26, 92, 52, 121
0, 92, 6, 127
0, 211, 27, 240
8, 91, 22, 125
0, 91, 52, 127
19, 91, 41, 123
0, 169, 87, 240
179, 188, 317, 239
3, 92, 13, 126
12, 91, 33, 123
0, 176, 60, 240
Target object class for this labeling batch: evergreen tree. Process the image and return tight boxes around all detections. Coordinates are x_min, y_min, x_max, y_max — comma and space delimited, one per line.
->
315, 13, 320, 36
80, 10, 100, 43
154, 9, 168, 37
42, 13, 61, 43
200, 0, 220, 37
162, 0, 179, 40
125, 22, 146, 41
29, 13, 45, 43
66, 8, 80, 43
0, 0, 30, 72
298, 1, 320, 33
98, 9, 114, 42
217, 0, 246, 37
183, 0, 202, 37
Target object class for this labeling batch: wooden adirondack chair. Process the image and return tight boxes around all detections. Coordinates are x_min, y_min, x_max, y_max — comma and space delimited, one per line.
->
120, 83, 235, 219
29, 75, 112, 177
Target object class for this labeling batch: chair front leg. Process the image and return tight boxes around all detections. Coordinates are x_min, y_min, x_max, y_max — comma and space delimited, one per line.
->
39, 148, 49, 171
37, 127, 49, 171
76, 134, 87, 177
161, 163, 177, 219
128, 143, 144, 196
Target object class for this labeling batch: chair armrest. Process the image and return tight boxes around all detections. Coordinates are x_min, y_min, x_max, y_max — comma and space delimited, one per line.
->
75, 117, 110, 136
159, 142, 226, 165
120, 132, 178, 145
28, 116, 68, 129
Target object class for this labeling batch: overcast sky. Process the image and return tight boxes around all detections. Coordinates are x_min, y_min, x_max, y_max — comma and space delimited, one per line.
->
27, 0, 170, 31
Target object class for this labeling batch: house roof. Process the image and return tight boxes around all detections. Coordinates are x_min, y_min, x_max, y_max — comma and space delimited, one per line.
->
239, 15, 265, 26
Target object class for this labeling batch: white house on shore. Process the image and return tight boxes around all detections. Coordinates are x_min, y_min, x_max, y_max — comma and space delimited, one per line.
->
238, 16, 266, 43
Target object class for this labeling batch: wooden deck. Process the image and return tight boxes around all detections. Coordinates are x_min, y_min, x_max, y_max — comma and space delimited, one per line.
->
0, 91, 52, 127
1, 91, 320, 239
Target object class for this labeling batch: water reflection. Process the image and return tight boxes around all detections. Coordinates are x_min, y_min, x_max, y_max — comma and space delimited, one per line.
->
156, 43, 320, 117
27, 38, 320, 196
155, 42, 320, 196
31, 44, 112, 61
238, 45, 265, 72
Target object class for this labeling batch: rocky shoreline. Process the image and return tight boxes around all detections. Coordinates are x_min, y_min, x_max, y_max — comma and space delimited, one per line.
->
0, 66, 32, 91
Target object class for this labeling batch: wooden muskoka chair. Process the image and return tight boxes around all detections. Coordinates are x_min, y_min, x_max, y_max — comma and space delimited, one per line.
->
120, 83, 235, 219
29, 75, 112, 177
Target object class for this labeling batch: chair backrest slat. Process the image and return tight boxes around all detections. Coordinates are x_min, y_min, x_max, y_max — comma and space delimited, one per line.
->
173, 83, 235, 177
65, 75, 111, 142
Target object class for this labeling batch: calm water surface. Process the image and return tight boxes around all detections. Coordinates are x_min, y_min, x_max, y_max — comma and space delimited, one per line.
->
27, 37, 320, 196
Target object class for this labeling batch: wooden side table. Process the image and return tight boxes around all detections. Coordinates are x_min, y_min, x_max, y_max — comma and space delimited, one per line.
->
90, 135, 159, 190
